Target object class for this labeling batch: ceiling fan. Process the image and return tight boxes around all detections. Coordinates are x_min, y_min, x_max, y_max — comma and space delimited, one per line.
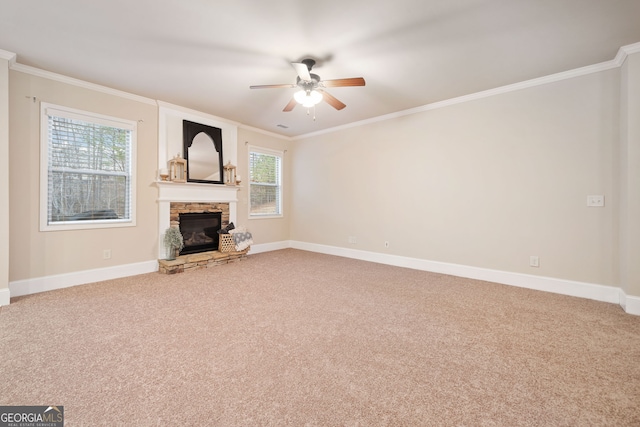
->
250, 59, 365, 112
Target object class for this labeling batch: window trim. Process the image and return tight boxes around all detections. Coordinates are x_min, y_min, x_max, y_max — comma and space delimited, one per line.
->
39, 102, 137, 231
248, 145, 283, 219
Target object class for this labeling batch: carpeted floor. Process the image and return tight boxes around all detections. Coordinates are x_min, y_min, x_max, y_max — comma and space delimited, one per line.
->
1, 249, 639, 426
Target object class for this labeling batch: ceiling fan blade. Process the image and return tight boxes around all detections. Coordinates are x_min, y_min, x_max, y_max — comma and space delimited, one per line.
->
291, 62, 312, 81
250, 84, 296, 89
283, 98, 297, 112
321, 77, 366, 87
321, 91, 346, 110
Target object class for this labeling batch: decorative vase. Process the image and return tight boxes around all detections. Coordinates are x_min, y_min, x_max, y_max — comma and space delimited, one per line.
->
166, 246, 176, 261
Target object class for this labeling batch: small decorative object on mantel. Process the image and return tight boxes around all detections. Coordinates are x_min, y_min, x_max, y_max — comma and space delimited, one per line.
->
168, 154, 187, 183
159, 168, 169, 181
163, 227, 184, 260
235, 175, 242, 186
223, 161, 236, 186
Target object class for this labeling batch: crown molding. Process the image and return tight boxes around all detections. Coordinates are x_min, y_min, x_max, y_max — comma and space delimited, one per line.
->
10, 62, 157, 106
295, 41, 640, 141
0, 49, 16, 64
157, 100, 241, 127
239, 123, 293, 141
610, 41, 640, 67
5, 39, 640, 142
621, 41, 640, 56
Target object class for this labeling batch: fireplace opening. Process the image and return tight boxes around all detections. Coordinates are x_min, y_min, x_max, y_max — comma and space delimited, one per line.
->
178, 212, 222, 255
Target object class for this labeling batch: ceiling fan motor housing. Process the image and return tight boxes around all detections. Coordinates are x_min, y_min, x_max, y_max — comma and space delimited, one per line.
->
301, 58, 316, 71
296, 73, 321, 90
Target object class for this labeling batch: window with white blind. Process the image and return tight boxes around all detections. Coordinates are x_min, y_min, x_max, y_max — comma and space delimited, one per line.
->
40, 103, 136, 231
249, 146, 283, 218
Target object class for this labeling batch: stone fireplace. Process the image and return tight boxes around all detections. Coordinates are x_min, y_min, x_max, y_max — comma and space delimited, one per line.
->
156, 181, 239, 259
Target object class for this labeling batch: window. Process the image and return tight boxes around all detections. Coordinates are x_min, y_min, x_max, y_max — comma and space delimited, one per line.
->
40, 103, 136, 231
249, 146, 282, 218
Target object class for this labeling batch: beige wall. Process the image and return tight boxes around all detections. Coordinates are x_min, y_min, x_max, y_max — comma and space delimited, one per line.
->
237, 127, 293, 245
0, 57, 9, 300
291, 69, 620, 288
8, 70, 159, 281
6, 68, 293, 285
619, 52, 640, 298
5, 50, 637, 303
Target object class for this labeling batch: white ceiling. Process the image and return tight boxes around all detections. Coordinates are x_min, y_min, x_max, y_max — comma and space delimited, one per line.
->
2, 0, 640, 137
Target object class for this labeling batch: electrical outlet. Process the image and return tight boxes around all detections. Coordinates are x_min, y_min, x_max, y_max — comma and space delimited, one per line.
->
529, 256, 539, 267
384, 241, 390, 248
348, 236, 357, 244
587, 195, 605, 207
103, 249, 112, 260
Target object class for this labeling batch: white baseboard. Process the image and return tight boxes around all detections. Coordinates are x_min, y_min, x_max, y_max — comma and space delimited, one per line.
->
249, 240, 293, 254
6, 241, 639, 317
0, 287, 10, 306
6, 243, 293, 299
6, 242, 293, 300
289, 241, 635, 315
620, 291, 640, 316
9, 260, 158, 298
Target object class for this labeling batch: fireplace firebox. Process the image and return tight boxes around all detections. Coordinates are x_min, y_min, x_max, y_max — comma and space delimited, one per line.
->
178, 212, 222, 255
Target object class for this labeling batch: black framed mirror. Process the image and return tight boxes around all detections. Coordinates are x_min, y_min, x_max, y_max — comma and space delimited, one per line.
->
183, 120, 224, 184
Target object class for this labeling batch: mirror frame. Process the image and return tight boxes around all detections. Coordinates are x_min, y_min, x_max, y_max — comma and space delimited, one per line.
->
183, 120, 224, 184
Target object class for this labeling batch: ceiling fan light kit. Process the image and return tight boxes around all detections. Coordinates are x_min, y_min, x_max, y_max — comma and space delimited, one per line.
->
250, 58, 365, 115
294, 89, 323, 107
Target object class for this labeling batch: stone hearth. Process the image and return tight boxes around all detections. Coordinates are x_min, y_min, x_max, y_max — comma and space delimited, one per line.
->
158, 248, 249, 274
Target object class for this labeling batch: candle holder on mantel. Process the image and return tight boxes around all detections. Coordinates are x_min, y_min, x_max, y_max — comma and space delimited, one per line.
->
223, 161, 236, 186
168, 154, 187, 183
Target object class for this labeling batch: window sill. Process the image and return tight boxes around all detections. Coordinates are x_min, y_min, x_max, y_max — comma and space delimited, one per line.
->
249, 214, 283, 220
